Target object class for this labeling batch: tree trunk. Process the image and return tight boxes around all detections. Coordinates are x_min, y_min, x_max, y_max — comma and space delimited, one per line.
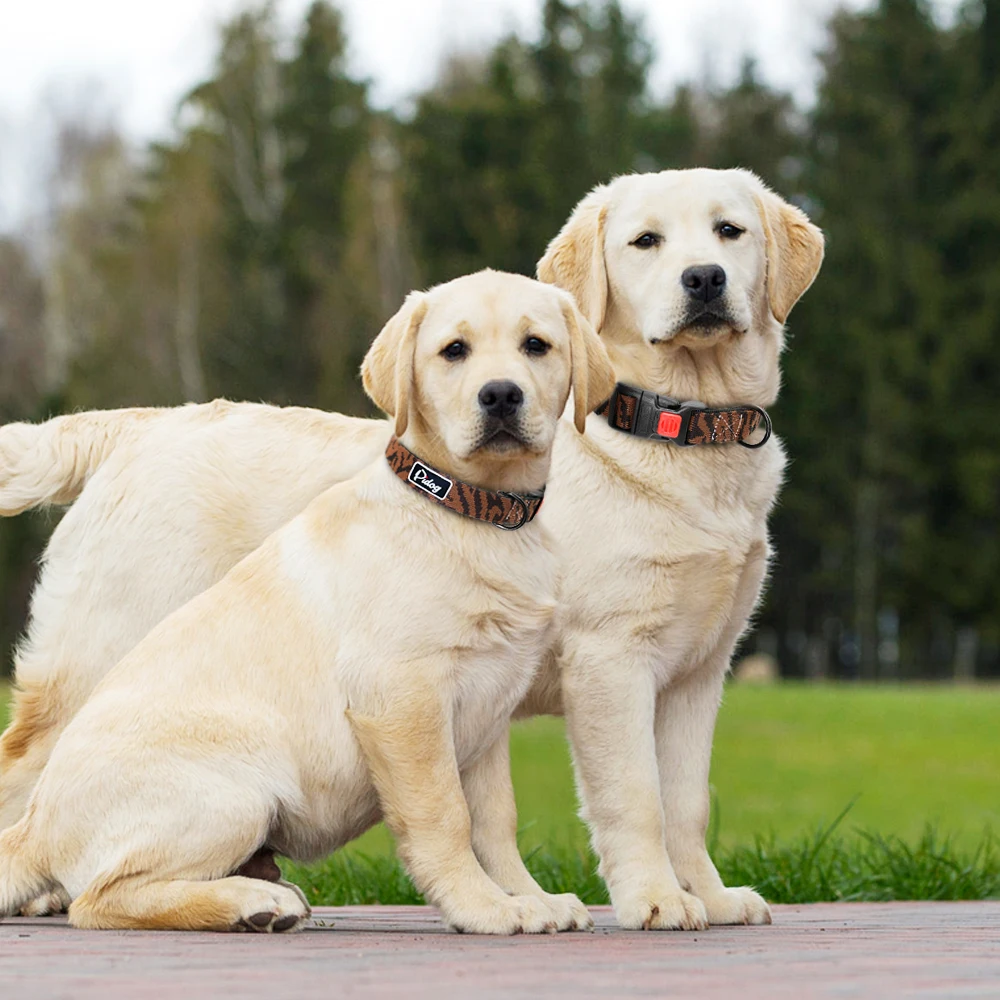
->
854, 477, 879, 680
174, 231, 207, 402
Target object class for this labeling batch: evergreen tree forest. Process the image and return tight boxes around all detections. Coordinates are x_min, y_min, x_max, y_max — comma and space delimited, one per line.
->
1, 0, 999, 680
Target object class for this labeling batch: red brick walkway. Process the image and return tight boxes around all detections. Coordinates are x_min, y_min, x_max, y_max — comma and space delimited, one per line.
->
2, 903, 998, 999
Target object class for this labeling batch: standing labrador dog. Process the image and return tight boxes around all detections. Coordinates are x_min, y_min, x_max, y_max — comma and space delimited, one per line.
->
521, 169, 821, 928
0, 269, 610, 933
0, 169, 822, 928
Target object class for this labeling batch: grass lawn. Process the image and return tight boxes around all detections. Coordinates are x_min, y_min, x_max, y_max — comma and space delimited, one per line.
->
710, 682, 1000, 847
3, 681, 998, 903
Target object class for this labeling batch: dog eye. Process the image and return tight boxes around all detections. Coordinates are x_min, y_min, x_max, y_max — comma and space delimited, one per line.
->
717, 222, 744, 240
441, 341, 468, 361
630, 232, 662, 250
523, 336, 550, 357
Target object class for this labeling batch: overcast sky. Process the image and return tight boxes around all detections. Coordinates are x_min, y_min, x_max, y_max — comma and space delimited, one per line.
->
0, 0, 960, 231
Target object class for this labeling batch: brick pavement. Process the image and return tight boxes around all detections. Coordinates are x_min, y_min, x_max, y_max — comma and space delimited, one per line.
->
2, 902, 998, 999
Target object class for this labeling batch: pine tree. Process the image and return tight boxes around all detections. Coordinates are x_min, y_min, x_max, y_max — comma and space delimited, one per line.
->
405, 1, 654, 282
184, 5, 292, 403
774, 0, 955, 677
280, 0, 378, 413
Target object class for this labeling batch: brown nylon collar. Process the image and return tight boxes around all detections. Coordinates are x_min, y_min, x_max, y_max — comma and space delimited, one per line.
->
385, 437, 545, 530
595, 382, 771, 448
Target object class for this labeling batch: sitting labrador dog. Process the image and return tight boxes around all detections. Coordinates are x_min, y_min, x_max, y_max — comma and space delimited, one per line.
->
0, 168, 822, 929
0, 269, 611, 933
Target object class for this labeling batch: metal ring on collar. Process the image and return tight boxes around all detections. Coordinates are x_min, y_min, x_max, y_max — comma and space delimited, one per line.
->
739, 405, 772, 449
495, 492, 530, 530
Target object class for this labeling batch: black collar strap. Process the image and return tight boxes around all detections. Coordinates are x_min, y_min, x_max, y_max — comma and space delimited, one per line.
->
596, 382, 771, 449
385, 437, 545, 530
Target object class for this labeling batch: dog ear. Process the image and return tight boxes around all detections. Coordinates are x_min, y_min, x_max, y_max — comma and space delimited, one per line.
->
361, 292, 429, 437
537, 185, 610, 331
754, 187, 825, 324
560, 294, 616, 433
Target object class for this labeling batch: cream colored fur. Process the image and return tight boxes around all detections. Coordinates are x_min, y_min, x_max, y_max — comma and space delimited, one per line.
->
0, 168, 822, 930
0, 269, 610, 933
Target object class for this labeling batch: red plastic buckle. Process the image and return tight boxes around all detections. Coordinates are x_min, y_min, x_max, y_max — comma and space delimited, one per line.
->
656, 411, 682, 439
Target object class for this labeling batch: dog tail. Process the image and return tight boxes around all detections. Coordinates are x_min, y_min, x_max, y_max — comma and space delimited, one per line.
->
0, 407, 164, 515
0, 825, 50, 918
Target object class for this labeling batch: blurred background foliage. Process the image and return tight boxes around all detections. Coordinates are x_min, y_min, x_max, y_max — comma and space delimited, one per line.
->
1, 0, 999, 681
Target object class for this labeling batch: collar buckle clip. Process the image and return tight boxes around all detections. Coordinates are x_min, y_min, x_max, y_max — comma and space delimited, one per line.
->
602, 381, 770, 448
608, 383, 706, 446
650, 395, 707, 446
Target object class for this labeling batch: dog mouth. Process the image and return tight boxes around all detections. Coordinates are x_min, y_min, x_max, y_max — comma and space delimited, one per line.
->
475, 421, 530, 453
651, 307, 738, 344
685, 310, 729, 330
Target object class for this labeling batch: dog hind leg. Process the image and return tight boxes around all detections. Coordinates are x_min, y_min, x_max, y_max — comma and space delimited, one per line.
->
69, 875, 309, 932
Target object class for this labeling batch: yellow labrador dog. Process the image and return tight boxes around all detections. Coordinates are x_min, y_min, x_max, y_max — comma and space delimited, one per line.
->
0, 169, 822, 929
0, 269, 611, 933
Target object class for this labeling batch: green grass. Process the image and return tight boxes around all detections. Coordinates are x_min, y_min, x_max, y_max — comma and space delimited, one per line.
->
3, 681, 998, 903
711, 683, 1000, 847
284, 825, 1000, 906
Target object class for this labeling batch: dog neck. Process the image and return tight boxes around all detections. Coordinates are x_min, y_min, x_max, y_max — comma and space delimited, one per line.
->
398, 413, 551, 495
599, 302, 784, 409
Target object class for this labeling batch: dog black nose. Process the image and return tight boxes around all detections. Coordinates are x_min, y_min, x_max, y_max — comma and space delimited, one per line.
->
681, 264, 727, 303
478, 380, 523, 420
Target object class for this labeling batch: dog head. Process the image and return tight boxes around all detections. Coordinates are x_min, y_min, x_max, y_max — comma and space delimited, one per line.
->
362, 269, 614, 488
537, 168, 824, 349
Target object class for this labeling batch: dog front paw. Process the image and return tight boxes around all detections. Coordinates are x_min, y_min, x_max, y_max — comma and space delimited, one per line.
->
699, 885, 771, 925
445, 893, 560, 935
613, 886, 708, 931
535, 890, 594, 931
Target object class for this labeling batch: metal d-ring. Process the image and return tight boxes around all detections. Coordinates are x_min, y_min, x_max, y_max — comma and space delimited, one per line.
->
495, 492, 529, 530
739, 406, 772, 449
